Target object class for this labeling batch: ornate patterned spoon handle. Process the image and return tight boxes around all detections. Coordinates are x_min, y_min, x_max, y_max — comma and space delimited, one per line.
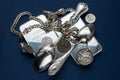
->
48, 44, 77, 76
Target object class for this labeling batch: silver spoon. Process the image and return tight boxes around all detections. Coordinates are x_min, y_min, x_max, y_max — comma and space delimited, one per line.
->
70, 2, 88, 24
48, 2, 89, 76
34, 33, 62, 72
48, 44, 77, 75
48, 24, 95, 75
34, 44, 55, 72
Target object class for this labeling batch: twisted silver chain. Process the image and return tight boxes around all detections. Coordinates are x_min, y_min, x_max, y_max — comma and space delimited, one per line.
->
10, 11, 46, 38
10, 8, 80, 41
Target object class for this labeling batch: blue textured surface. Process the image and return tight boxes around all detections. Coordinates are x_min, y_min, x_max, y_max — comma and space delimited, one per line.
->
0, 0, 120, 80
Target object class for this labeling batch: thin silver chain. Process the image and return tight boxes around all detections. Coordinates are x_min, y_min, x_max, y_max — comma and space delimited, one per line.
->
10, 8, 80, 41
10, 11, 46, 38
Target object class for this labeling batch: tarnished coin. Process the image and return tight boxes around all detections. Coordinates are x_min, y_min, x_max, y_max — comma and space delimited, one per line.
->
41, 37, 53, 47
76, 48, 93, 65
57, 36, 71, 53
85, 13, 96, 23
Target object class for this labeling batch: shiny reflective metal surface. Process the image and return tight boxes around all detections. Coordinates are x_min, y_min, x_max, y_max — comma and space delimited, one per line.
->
48, 44, 76, 76
48, 3, 90, 75
41, 37, 53, 47
85, 13, 96, 23
78, 24, 95, 43
70, 2, 88, 23
19, 10, 102, 60
76, 48, 93, 65
34, 45, 55, 72
71, 37, 102, 64
19, 42, 34, 54
57, 36, 71, 53
18, 2, 102, 76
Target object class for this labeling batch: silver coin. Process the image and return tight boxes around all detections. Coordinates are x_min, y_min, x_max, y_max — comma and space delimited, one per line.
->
85, 13, 96, 23
57, 36, 71, 53
76, 48, 93, 65
41, 37, 53, 47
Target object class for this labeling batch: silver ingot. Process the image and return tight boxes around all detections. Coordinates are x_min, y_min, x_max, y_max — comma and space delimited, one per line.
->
79, 24, 95, 43
34, 45, 55, 72
70, 24, 95, 65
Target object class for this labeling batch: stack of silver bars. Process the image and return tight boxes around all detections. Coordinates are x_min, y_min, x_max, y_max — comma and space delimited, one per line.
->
11, 2, 102, 76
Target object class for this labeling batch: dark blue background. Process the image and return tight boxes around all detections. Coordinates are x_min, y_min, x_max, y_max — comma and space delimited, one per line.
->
0, 0, 120, 80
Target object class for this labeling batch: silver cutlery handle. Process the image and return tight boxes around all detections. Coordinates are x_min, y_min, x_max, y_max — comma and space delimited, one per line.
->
48, 45, 76, 76
70, 2, 88, 24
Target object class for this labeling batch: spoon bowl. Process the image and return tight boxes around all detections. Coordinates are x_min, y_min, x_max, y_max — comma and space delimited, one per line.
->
34, 45, 55, 72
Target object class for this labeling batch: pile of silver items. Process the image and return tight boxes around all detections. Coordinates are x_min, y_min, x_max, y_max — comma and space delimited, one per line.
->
10, 2, 102, 76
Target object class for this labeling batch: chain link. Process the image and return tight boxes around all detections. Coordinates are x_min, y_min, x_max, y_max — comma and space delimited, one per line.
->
11, 8, 79, 41
10, 11, 46, 38
10, 11, 33, 38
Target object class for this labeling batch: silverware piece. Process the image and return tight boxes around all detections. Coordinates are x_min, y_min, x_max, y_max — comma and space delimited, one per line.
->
34, 44, 55, 72
48, 44, 77, 76
10, 2, 102, 76
69, 2, 89, 44
70, 2, 88, 24
48, 2, 89, 76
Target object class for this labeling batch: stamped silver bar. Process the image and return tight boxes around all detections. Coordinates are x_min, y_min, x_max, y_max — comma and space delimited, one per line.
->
20, 15, 62, 56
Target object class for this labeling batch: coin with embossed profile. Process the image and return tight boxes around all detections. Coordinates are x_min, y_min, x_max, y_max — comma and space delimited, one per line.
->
76, 48, 93, 65
41, 37, 53, 47
85, 13, 96, 23
57, 36, 71, 53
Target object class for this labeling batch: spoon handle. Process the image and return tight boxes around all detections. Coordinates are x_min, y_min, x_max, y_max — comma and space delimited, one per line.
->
70, 2, 88, 22
48, 45, 77, 76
